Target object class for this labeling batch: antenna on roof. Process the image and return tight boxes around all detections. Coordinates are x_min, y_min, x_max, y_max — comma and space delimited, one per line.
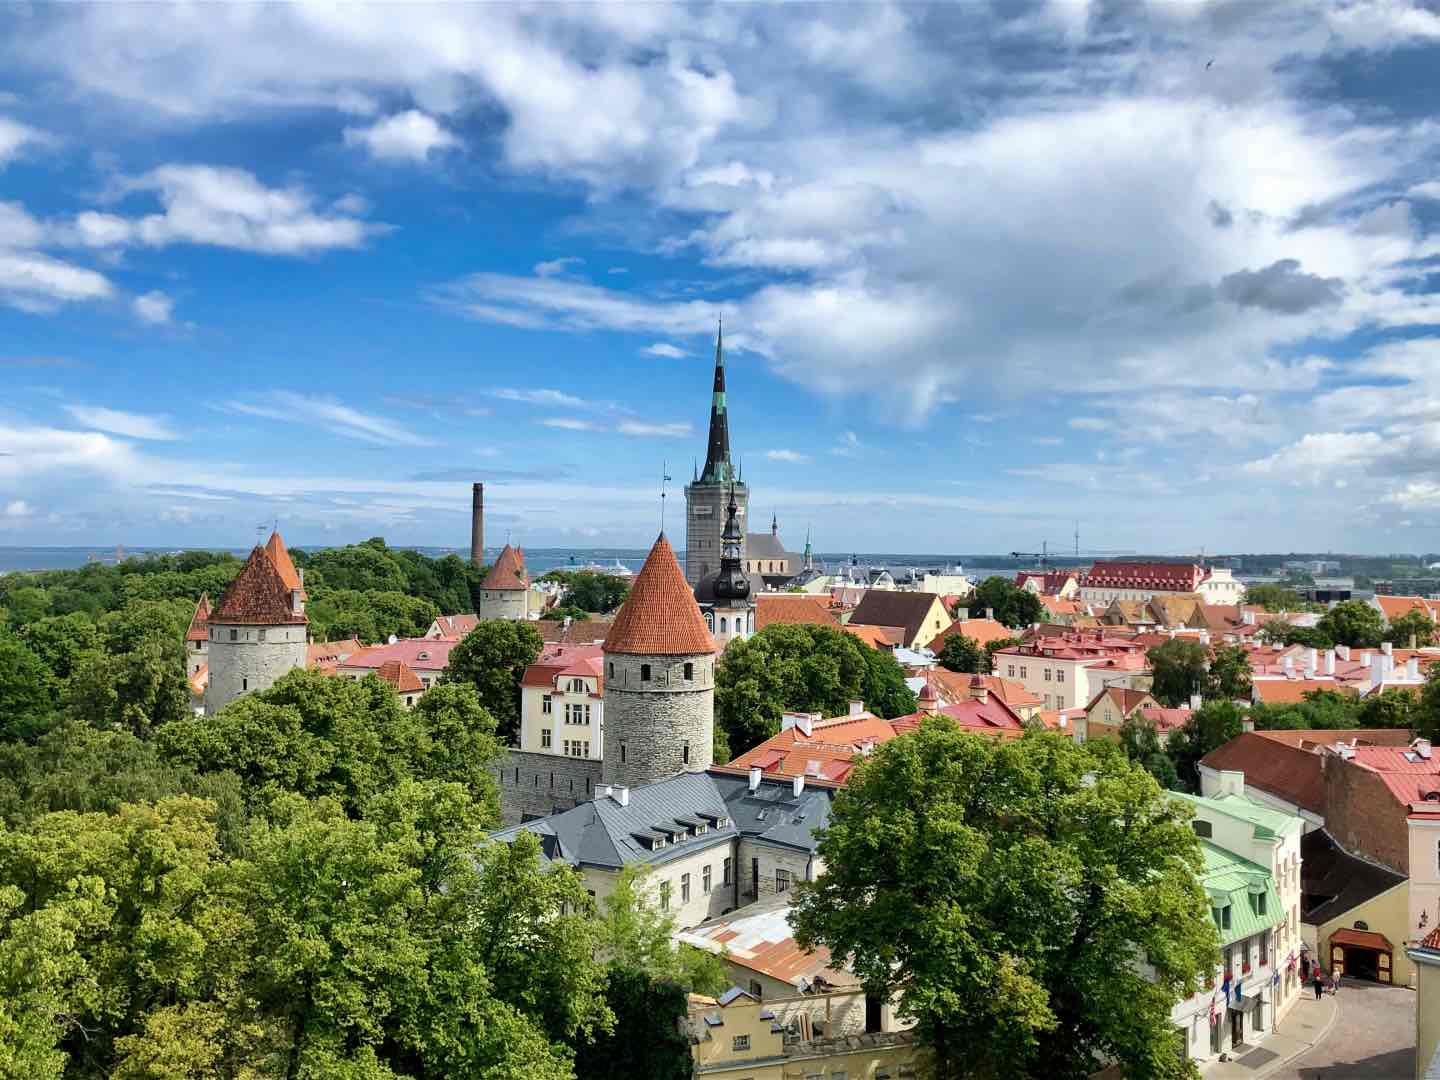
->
660, 459, 673, 534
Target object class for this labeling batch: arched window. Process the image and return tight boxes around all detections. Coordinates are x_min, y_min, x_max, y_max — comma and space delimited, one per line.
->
720, 617, 728, 633
706, 612, 714, 630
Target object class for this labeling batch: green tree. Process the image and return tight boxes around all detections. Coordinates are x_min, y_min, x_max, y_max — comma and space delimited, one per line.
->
442, 620, 543, 743
1248, 690, 1360, 733
1165, 701, 1245, 791
1148, 638, 1209, 707
937, 633, 987, 674
1386, 608, 1436, 648
0, 637, 55, 743
1355, 687, 1417, 730
1204, 644, 1252, 702
790, 725, 1217, 1080
968, 577, 1044, 630
1316, 600, 1386, 649
1242, 584, 1302, 612
715, 624, 916, 755
1257, 621, 1332, 649
19, 613, 101, 681
1119, 716, 1181, 790
558, 571, 630, 614
1414, 665, 1440, 744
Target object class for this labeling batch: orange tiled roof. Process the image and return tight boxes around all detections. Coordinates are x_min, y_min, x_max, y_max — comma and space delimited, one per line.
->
603, 533, 716, 656
536, 616, 614, 645
431, 614, 480, 639
264, 530, 305, 596
307, 638, 362, 671
185, 593, 212, 641
843, 624, 901, 649
481, 544, 528, 591
376, 659, 425, 693
210, 545, 307, 626
755, 594, 841, 630
1374, 595, 1440, 622
188, 662, 207, 697
927, 617, 1014, 651
1251, 679, 1358, 705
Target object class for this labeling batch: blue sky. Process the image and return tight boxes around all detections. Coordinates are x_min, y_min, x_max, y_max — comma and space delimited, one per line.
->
2, 2, 1440, 555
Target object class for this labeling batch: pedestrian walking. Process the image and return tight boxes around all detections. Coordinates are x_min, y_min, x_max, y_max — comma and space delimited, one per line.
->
1312, 969, 1325, 1000
1328, 971, 1339, 995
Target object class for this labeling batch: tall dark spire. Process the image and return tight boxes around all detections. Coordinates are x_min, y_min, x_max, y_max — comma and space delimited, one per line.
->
700, 320, 732, 484
712, 484, 750, 600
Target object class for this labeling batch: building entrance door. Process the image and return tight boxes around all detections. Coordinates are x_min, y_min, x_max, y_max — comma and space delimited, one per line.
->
1210, 1016, 1222, 1055
1230, 1008, 1244, 1048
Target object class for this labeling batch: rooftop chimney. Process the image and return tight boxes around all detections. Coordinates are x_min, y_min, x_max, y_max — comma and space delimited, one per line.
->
1407, 657, 1420, 680
470, 482, 485, 567
849, 700, 864, 716
782, 712, 817, 737
1243, 610, 1256, 626
792, 773, 805, 798
748, 766, 762, 792
1415, 738, 1432, 760
1370, 652, 1385, 688
615, 786, 630, 807
986, 607, 994, 621
971, 675, 990, 705
1381, 641, 1393, 657
596, 784, 612, 801
1336, 644, 1351, 661
1325, 648, 1336, 675
1189, 693, 1202, 711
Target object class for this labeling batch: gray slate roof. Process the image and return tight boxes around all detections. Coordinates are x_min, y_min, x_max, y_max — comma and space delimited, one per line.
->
1300, 828, 1406, 927
745, 532, 792, 561
492, 769, 834, 871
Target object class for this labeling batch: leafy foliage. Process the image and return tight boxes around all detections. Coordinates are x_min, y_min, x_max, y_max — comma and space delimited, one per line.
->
1387, 608, 1436, 648
791, 725, 1217, 1080
1204, 644, 1252, 702
1147, 638, 1209, 707
442, 620, 544, 743
541, 570, 631, 614
714, 624, 917, 755
1315, 600, 1386, 649
1164, 701, 1244, 792
937, 633, 987, 674
968, 577, 1044, 630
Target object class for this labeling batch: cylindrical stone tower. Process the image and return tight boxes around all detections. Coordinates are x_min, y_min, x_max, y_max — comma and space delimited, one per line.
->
470, 483, 485, 567
602, 532, 718, 789
205, 531, 308, 714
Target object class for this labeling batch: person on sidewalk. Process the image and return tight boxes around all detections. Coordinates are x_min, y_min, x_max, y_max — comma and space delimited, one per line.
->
1327, 971, 1338, 995
1312, 970, 1325, 1000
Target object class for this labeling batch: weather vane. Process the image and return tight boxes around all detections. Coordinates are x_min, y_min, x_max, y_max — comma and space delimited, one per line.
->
660, 460, 673, 534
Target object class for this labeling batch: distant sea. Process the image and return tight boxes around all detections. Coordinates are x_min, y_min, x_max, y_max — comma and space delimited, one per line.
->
0, 545, 1006, 579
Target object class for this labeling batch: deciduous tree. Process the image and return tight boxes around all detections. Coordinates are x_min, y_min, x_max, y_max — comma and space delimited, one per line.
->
1204, 644, 1252, 702
937, 633, 987, 674
1316, 600, 1386, 649
442, 619, 543, 742
790, 725, 1217, 1080
1386, 608, 1436, 648
1148, 638, 1209, 707
968, 577, 1044, 630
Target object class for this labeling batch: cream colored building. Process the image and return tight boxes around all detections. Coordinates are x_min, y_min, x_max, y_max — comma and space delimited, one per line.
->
517, 644, 605, 760
992, 642, 1149, 712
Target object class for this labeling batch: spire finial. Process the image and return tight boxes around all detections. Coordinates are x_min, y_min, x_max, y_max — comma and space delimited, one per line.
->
660, 460, 673, 534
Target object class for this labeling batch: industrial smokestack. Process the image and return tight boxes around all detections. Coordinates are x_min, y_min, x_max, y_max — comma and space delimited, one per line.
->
470, 483, 485, 567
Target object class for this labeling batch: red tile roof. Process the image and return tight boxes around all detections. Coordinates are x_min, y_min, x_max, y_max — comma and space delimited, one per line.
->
376, 659, 425, 693
481, 544, 528, 591
307, 638, 362, 671
188, 662, 207, 697
535, 616, 614, 645
210, 545, 307, 626
1200, 731, 1326, 813
844, 624, 903, 649
891, 698, 1027, 739
1084, 686, 1156, 715
430, 614, 480, 639
185, 593, 211, 641
603, 533, 716, 656
1016, 570, 1078, 594
1374, 595, 1440, 623
264, 530, 304, 596
1135, 703, 1191, 733
1251, 679, 1357, 705
1346, 744, 1440, 806
755, 594, 841, 630
521, 644, 606, 690
927, 616, 1014, 652
1080, 561, 1207, 591
1418, 925, 1440, 951
928, 669, 1040, 709
340, 638, 456, 672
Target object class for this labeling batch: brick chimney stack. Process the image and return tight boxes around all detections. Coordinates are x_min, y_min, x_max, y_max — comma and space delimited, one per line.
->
470, 482, 484, 567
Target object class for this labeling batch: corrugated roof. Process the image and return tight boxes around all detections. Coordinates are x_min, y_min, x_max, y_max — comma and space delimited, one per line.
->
481, 544, 529, 591
679, 898, 858, 989
210, 545, 307, 626
603, 533, 716, 656
1198, 841, 1280, 946
1171, 790, 1302, 840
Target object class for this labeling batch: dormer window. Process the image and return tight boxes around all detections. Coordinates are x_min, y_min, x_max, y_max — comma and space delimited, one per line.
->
417, 651, 430, 661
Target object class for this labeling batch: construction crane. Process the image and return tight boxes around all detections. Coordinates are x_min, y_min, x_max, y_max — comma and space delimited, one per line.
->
1010, 541, 1135, 570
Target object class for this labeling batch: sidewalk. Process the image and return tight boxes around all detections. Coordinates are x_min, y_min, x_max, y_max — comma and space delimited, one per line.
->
1200, 992, 1339, 1079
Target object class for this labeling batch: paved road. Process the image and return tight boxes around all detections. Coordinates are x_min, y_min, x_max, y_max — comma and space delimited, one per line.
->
1272, 980, 1415, 1079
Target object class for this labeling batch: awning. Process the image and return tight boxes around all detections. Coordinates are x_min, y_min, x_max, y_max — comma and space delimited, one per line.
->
1329, 928, 1393, 951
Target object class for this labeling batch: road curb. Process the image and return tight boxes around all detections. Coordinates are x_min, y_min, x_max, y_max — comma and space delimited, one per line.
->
1251, 992, 1341, 1079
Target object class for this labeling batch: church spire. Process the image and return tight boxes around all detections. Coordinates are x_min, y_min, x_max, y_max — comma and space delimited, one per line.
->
700, 320, 732, 484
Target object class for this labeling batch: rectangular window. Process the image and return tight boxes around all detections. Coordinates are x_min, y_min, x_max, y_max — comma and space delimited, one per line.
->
1259, 932, 1269, 967
620, 743, 626, 763
1007, 665, 1015, 677
229, 628, 238, 641
659, 881, 671, 912
543, 697, 552, 714
1056, 669, 1064, 683
732, 1034, 750, 1052
1020, 666, 1027, 678
703, 864, 712, 893
641, 664, 651, 681
1044, 668, 1052, 681
584, 704, 591, 724
684, 662, 693, 680
681, 873, 691, 903
776, 869, 791, 894
241, 677, 248, 691
1224, 947, 1232, 979
723, 857, 732, 885
257, 629, 266, 642
1241, 940, 1251, 973
1222, 905, 1231, 930
541, 728, 551, 748
683, 742, 690, 765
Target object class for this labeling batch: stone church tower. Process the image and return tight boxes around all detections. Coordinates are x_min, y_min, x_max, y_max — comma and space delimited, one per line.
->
205, 531, 308, 714
694, 486, 754, 649
601, 533, 717, 790
685, 323, 748, 587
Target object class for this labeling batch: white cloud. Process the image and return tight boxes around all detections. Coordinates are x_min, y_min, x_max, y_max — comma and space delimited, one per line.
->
831, 431, 861, 457
0, 250, 113, 312
4, 499, 33, 517
64, 405, 179, 441
1068, 417, 1106, 431
343, 110, 460, 163
534, 256, 583, 277
642, 343, 687, 358
132, 290, 174, 325
70, 165, 383, 255
222, 393, 433, 446
1410, 180, 1440, 200
0, 424, 143, 484
493, 387, 590, 409
0, 116, 48, 167
542, 417, 600, 432
765, 449, 810, 463
616, 421, 691, 438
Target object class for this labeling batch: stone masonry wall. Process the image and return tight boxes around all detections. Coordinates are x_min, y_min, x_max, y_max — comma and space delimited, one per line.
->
685, 480, 747, 587
601, 651, 714, 789
737, 839, 814, 905
497, 749, 603, 825
1323, 753, 1410, 874
205, 625, 306, 713
479, 589, 528, 621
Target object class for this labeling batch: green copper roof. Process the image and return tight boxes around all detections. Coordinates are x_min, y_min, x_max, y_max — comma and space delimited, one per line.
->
1197, 841, 1280, 946
1171, 790, 1303, 842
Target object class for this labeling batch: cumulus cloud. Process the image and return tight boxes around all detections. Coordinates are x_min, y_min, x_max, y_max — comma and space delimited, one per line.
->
132, 290, 174, 325
70, 165, 383, 255
64, 405, 179, 441
0, 250, 113, 312
0, 116, 48, 167
642, 343, 687, 358
1217, 259, 1345, 314
221, 393, 433, 446
534, 256, 583, 277
343, 110, 460, 163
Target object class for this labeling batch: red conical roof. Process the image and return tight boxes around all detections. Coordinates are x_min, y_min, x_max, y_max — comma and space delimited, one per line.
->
481, 543, 528, 591
265, 530, 305, 597
211, 545, 307, 626
185, 593, 212, 641
604, 533, 716, 656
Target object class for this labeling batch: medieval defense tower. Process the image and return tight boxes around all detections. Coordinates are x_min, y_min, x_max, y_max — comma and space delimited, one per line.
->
601, 533, 717, 790
205, 531, 308, 713
684, 323, 748, 587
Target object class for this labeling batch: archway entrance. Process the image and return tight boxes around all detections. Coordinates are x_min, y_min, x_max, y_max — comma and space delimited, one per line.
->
1328, 928, 1394, 984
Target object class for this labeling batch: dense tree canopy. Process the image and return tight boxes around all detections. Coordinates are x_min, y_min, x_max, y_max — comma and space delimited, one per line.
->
1242, 583, 1306, 612
541, 570, 631, 614
791, 725, 1217, 1080
1204, 644, 1252, 702
714, 624, 917, 757
1315, 600, 1386, 649
1164, 701, 1245, 792
1387, 608, 1436, 648
1148, 638, 1209, 707
442, 619, 543, 743
967, 577, 1044, 630
937, 633, 987, 674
